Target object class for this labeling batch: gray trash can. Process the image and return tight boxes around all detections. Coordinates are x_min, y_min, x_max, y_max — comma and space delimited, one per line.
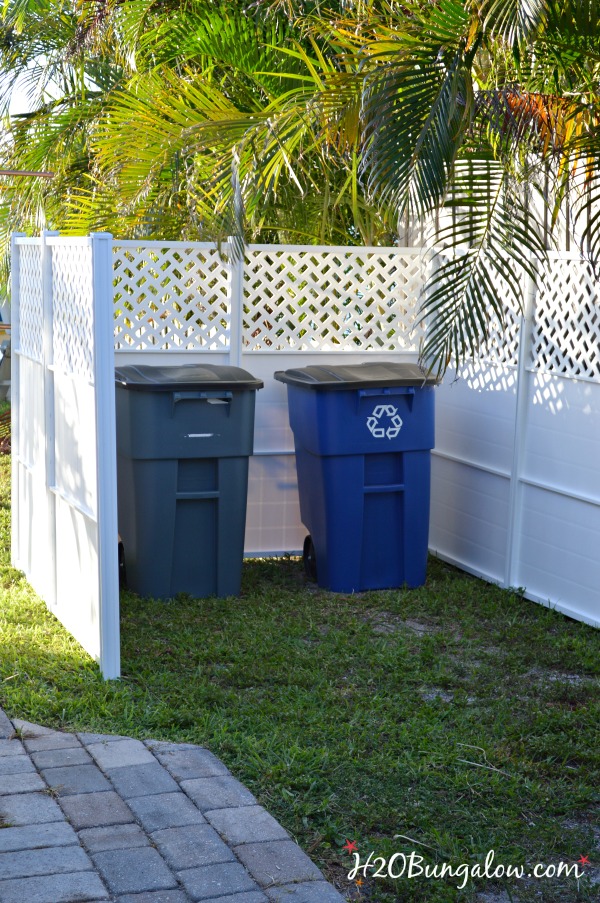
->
115, 364, 263, 599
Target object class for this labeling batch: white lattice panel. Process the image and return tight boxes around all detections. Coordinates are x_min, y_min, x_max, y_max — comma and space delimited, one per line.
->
532, 257, 600, 381
477, 268, 522, 367
243, 247, 425, 351
53, 244, 95, 381
113, 244, 231, 350
437, 252, 523, 368
18, 243, 43, 362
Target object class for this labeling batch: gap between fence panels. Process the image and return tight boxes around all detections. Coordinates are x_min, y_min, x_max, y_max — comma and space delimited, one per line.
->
10, 234, 600, 678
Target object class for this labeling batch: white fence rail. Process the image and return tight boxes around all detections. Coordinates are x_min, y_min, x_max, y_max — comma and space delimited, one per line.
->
11, 237, 599, 678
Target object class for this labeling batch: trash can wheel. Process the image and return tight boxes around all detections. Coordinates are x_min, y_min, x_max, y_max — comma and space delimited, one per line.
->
303, 535, 317, 582
118, 539, 128, 590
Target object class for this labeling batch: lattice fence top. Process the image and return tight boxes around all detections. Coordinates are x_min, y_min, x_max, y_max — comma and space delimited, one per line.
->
18, 242, 43, 363
111, 243, 426, 354
243, 247, 425, 352
435, 251, 523, 369
52, 243, 95, 381
532, 256, 600, 381
11, 237, 583, 382
113, 243, 230, 351
444, 252, 600, 381
475, 269, 522, 369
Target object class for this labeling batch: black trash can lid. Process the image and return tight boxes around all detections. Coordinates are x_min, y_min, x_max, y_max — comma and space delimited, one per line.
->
274, 361, 438, 389
115, 364, 263, 391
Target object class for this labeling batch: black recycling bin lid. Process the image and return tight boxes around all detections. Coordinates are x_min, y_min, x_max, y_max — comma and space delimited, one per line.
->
274, 361, 438, 390
115, 364, 263, 391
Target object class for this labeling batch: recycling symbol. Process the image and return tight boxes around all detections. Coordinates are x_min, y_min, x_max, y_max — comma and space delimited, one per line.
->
366, 404, 403, 439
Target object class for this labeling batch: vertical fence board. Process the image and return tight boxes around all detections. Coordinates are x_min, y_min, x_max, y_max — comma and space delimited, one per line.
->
42, 231, 59, 609
92, 234, 120, 679
10, 233, 24, 572
11, 238, 48, 595
13, 234, 120, 677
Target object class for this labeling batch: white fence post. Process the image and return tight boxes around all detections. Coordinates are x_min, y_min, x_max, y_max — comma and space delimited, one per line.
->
42, 229, 60, 609
505, 260, 538, 589
227, 239, 244, 367
91, 232, 120, 680
10, 233, 25, 570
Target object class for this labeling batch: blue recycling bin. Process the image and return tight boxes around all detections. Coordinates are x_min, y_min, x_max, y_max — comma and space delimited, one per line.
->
274, 362, 438, 592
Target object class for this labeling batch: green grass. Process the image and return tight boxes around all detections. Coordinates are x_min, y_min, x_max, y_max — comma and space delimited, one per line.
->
0, 455, 598, 901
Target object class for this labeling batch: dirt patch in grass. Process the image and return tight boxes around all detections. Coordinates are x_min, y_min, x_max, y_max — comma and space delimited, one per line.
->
526, 667, 598, 686
363, 610, 441, 636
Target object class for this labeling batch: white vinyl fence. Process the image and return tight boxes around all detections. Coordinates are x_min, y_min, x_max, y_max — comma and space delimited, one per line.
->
11, 233, 119, 677
11, 236, 600, 678
430, 253, 600, 628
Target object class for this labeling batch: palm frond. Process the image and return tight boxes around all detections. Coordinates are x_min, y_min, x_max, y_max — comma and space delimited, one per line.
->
330, 1, 475, 226
419, 155, 547, 372
479, 0, 549, 44
361, 51, 472, 221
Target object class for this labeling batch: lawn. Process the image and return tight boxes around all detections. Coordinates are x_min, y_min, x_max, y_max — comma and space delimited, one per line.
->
0, 453, 598, 902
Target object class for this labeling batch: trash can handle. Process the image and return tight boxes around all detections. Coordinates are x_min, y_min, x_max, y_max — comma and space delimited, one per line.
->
357, 385, 415, 411
173, 391, 232, 401
172, 391, 233, 415
357, 386, 416, 398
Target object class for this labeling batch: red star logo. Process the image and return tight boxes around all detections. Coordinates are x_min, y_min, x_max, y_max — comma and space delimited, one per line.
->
578, 855, 590, 866
342, 839, 358, 854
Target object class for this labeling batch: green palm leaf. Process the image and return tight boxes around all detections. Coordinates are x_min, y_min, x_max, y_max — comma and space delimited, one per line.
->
419, 155, 546, 371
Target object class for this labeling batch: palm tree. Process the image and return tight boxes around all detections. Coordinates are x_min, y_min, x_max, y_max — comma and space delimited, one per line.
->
88, 0, 600, 370
77, 1, 394, 246
2, 1, 599, 372
346, 0, 600, 370
0, 0, 131, 284
0, 1, 395, 248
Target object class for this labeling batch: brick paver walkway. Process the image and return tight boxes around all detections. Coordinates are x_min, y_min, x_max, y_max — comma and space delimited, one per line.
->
0, 708, 345, 903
